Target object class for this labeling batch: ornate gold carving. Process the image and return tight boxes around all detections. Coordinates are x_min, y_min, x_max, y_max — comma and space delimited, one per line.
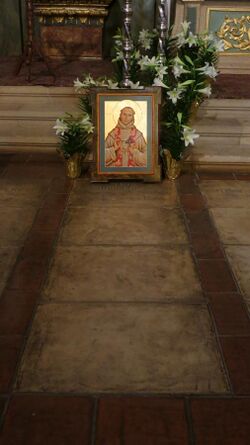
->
217, 15, 250, 51
34, 7, 109, 17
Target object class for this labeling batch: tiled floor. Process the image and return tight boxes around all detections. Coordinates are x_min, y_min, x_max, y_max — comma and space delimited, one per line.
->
0, 152, 250, 444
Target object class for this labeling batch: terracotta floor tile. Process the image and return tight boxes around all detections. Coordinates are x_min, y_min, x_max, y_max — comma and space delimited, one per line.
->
49, 177, 73, 194
185, 210, 215, 234
0, 247, 19, 290
191, 232, 224, 259
0, 336, 22, 392
20, 231, 55, 263
0, 290, 35, 335
210, 208, 250, 245
96, 397, 189, 445
60, 207, 188, 246
225, 246, 250, 310
180, 193, 206, 211
208, 293, 250, 336
0, 395, 93, 445
33, 207, 65, 232
43, 245, 202, 302
191, 398, 250, 445
16, 303, 227, 393
177, 174, 199, 194
41, 192, 68, 210
197, 260, 238, 293
7, 259, 47, 291
220, 336, 250, 394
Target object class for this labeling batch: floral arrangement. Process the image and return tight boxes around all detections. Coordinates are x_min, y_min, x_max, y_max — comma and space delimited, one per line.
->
54, 113, 94, 160
54, 21, 223, 173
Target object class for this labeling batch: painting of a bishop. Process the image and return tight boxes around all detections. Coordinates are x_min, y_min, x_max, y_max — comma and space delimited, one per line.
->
105, 106, 147, 167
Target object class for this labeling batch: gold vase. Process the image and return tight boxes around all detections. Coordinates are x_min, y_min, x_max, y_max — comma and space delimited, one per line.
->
164, 149, 182, 181
65, 153, 82, 179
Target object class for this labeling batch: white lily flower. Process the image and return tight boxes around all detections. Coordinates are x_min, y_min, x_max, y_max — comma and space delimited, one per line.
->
107, 79, 119, 89
182, 126, 199, 147
197, 62, 218, 78
181, 21, 191, 35
197, 85, 212, 97
186, 32, 197, 47
138, 29, 152, 50
112, 50, 124, 62
134, 50, 141, 60
53, 119, 68, 136
172, 63, 189, 79
138, 55, 159, 70
212, 39, 225, 52
155, 65, 168, 80
167, 88, 183, 104
176, 33, 186, 48
74, 78, 85, 91
81, 74, 97, 88
80, 115, 94, 134
127, 80, 144, 89
153, 77, 168, 88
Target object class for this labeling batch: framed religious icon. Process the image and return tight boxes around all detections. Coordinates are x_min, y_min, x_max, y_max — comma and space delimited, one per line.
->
91, 87, 161, 182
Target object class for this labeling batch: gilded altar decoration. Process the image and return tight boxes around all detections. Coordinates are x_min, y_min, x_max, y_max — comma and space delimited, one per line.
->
217, 15, 250, 51
33, 0, 113, 59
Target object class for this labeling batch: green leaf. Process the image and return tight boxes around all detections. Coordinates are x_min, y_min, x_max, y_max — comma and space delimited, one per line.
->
179, 80, 195, 86
184, 55, 194, 66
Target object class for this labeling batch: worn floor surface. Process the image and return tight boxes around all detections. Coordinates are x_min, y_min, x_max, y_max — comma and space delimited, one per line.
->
0, 152, 250, 444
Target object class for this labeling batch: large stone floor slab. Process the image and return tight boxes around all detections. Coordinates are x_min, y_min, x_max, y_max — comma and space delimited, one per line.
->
69, 180, 178, 209
59, 207, 188, 246
16, 303, 227, 393
210, 208, 250, 245
0, 178, 49, 207
199, 180, 250, 208
43, 245, 202, 302
0, 206, 37, 247
225, 246, 250, 311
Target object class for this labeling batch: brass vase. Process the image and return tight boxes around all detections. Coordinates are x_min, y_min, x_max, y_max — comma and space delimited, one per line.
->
65, 153, 82, 179
163, 149, 182, 181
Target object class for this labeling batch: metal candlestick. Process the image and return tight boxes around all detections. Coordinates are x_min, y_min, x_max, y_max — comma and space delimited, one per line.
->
122, 0, 133, 87
158, 0, 168, 64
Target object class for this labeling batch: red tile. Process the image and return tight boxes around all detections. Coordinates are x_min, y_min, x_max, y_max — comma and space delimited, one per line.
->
0, 290, 35, 335
180, 194, 206, 211
20, 231, 55, 262
220, 337, 250, 394
33, 206, 64, 232
7, 259, 47, 291
191, 398, 250, 445
197, 260, 238, 293
96, 397, 189, 445
178, 174, 199, 194
0, 397, 6, 418
209, 293, 250, 336
0, 336, 22, 392
185, 210, 215, 234
191, 232, 224, 259
234, 173, 250, 181
41, 192, 68, 210
49, 177, 73, 194
0, 395, 93, 445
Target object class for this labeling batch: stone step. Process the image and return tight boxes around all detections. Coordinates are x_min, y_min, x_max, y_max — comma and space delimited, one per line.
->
0, 86, 249, 169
